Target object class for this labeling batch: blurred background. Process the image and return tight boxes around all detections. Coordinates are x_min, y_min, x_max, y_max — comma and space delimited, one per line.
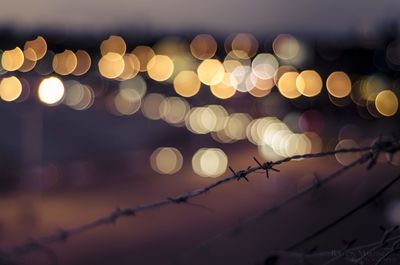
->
0, 0, 400, 264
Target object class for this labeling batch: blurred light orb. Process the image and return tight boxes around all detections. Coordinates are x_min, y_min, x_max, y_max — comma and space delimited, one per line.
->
230, 33, 259, 58
326, 71, 352, 98
272, 34, 300, 60
192, 148, 228, 178
100, 35, 126, 56
38, 77, 65, 105
160, 97, 190, 126
296, 70, 322, 97
118, 54, 140, 80
132, 46, 155, 72
278, 72, 301, 99
147, 55, 174, 81
19, 48, 37, 73
113, 90, 141, 115
98, 53, 125, 79
251, 53, 279, 80
173, 70, 201, 97
375, 90, 398, 117
24, 36, 47, 60
230, 65, 252, 92
335, 139, 361, 165
52, 50, 78, 75
186, 107, 217, 134
2, 47, 24, 71
0, 76, 22, 102
64, 82, 94, 110
72, 50, 92, 76
119, 75, 147, 99
224, 113, 252, 140
141, 93, 165, 120
210, 73, 236, 99
150, 147, 183, 175
197, 59, 224, 86
190, 34, 217, 60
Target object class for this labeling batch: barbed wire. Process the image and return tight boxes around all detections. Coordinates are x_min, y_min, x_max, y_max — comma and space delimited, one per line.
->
179, 137, 400, 262
1, 137, 400, 262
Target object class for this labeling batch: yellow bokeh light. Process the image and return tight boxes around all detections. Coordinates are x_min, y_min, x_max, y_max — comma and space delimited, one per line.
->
197, 59, 224, 86
52, 50, 78, 75
0, 76, 22, 102
19, 48, 37, 72
38, 77, 65, 105
192, 148, 228, 178
118, 54, 140, 80
150, 147, 183, 175
24, 36, 47, 60
278, 72, 301, 99
98, 53, 125, 79
173, 70, 201, 97
326, 71, 352, 98
210, 73, 236, 99
190, 34, 217, 60
100, 35, 126, 56
147, 55, 174, 81
131, 46, 155, 72
296, 70, 322, 97
375, 90, 398, 117
72, 50, 91, 76
2, 47, 24, 71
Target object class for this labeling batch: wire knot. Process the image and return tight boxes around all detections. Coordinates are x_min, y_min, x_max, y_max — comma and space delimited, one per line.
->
253, 158, 280, 178
229, 166, 249, 181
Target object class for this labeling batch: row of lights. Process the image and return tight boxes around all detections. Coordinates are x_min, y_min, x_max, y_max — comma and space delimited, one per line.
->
0, 34, 398, 117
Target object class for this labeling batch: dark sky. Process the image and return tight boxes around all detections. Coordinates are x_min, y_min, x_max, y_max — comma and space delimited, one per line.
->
2, 0, 400, 35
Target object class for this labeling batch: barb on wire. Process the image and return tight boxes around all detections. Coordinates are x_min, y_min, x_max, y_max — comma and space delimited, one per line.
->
1, 138, 399, 260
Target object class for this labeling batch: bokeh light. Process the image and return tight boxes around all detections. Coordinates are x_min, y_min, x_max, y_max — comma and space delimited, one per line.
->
147, 55, 174, 81
335, 139, 361, 165
278, 71, 301, 99
132, 46, 155, 72
38, 77, 65, 105
192, 148, 228, 178
98, 52, 125, 79
173, 70, 201, 97
296, 70, 322, 97
24, 36, 47, 60
150, 147, 183, 174
72, 50, 92, 76
0, 76, 22, 102
1, 47, 24, 71
53, 50, 78, 75
190, 34, 217, 60
197, 59, 224, 86
326, 71, 352, 98
375, 90, 398, 117
100, 35, 126, 56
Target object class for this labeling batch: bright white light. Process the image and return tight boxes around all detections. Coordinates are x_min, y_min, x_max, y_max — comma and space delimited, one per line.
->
38, 77, 65, 105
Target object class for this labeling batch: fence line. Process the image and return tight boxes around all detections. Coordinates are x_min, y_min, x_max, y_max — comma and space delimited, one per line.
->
1, 138, 399, 261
